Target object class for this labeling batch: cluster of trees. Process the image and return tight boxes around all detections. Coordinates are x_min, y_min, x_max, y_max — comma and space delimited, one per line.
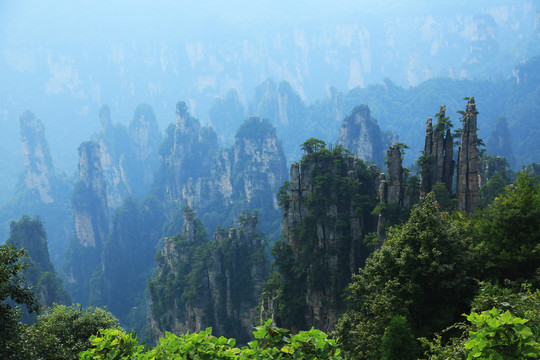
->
0, 241, 338, 359
334, 170, 540, 359
0, 242, 119, 359
1, 167, 539, 360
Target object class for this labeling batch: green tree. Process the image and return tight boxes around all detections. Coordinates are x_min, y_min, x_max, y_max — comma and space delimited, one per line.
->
7, 215, 71, 323
421, 282, 540, 360
22, 304, 120, 360
301, 138, 326, 154
381, 316, 417, 360
335, 193, 475, 360
431, 181, 457, 211
473, 170, 540, 285
464, 308, 540, 360
0, 243, 40, 359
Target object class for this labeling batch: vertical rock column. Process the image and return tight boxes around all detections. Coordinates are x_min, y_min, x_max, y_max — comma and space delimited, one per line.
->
457, 97, 480, 213
421, 106, 454, 197
19, 110, 56, 204
65, 141, 110, 304
73, 142, 109, 248
386, 145, 404, 206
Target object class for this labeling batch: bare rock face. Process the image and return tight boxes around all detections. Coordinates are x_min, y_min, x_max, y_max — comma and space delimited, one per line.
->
385, 145, 404, 206
457, 98, 480, 213
72, 142, 109, 248
93, 106, 127, 208
64, 141, 110, 304
338, 105, 385, 165
421, 106, 454, 196
93, 104, 161, 208
150, 209, 267, 344
19, 110, 56, 204
129, 104, 161, 191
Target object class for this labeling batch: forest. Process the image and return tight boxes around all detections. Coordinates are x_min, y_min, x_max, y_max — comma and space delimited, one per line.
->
1, 92, 539, 358
1, 2, 540, 359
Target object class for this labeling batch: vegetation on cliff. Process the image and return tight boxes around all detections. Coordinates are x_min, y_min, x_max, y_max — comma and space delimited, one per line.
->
266, 139, 378, 332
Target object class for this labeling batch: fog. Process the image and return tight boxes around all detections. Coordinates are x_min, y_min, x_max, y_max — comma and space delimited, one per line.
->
1, 0, 539, 200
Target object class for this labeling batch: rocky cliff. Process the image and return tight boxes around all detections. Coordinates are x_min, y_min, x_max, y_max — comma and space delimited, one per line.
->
181, 117, 287, 239
19, 110, 56, 204
420, 106, 454, 196
267, 141, 378, 332
154, 101, 219, 202
64, 141, 109, 303
129, 104, 162, 195
456, 97, 480, 213
338, 105, 386, 165
0, 111, 73, 268
149, 208, 268, 343
72, 141, 109, 248
487, 116, 516, 169
93, 104, 161, 208
7, 215, 71, 321
376, 144, 406, 236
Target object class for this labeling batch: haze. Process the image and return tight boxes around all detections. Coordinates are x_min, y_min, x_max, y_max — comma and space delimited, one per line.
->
1, 0, 538, 199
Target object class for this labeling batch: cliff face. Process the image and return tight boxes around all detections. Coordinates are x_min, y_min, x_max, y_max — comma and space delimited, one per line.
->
338, 105, 386, 165
457, 97, 480, 213
150, 209, 267, 343
129, 104, 162, 194
156, 101, 219, 202
93, 104, 161, 208
487, 116, 516, 169
269, 144, 378, 332
421, 106, 454, 196
19, 110, 56, 204
7, 216, 71, 321
182, 117, 287, 238
72, 141, 109, 248
65, 141, 110, 303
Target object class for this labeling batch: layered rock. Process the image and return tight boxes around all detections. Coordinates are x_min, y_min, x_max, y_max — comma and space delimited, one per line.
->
150, 209, 267, 343
421, 106, 454, 196
456, 98, 480, 213
19, 110, 56, 204
338, 105, 386, 165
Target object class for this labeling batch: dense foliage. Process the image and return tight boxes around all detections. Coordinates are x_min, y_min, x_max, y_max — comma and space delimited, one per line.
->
149, 208, 268, 342
334, 193, 475, 359
473, 171, 540, 285
268, 140, 378, 331
7, 215, 70, 322
0, 243, 40, 359
80, 319, 342, 359
421, 282, 540, 359
21, 304, 120, 360
89, 195, 165, 339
